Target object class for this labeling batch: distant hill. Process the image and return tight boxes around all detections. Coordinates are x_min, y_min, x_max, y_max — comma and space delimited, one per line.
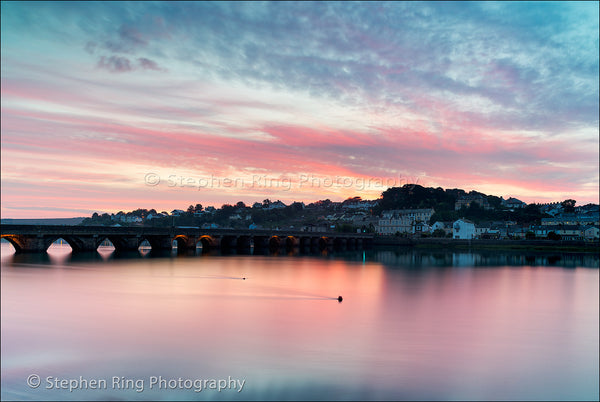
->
1, 217, 85, 225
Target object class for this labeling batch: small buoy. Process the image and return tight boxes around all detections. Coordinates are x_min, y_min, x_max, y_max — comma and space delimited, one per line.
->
337, 295, 343, 302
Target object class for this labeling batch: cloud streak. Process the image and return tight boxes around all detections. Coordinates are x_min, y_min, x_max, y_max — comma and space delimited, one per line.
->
1, 1, 598, 217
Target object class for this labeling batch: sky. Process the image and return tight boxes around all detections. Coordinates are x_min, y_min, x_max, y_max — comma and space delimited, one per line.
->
1, 1, 598, 218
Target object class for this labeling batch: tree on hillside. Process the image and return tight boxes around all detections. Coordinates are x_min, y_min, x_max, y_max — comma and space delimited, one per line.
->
215, 204, 236, 222
376, 184, 456, 213
511, 203, 546, 225
429, 210, 459, 225
310, 199, 333, 209
342, 196, 362, 205
561, 199, 576, 213
289, 202, 304, 212
486, 195, 503, 210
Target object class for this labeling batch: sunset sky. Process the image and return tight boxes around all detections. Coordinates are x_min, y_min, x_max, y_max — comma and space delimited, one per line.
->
1, 1, 598, 218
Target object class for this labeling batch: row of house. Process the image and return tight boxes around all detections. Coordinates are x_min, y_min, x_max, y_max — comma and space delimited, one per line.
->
377, 208, 436, 235
541, 211, 599, 226
455, 194, 493, 210
454, 195, 527, 211
373, 208, 599, 240
451, 219, 598, 241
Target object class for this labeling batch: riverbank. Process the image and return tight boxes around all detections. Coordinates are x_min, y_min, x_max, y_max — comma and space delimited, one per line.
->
372, 237, 600, 252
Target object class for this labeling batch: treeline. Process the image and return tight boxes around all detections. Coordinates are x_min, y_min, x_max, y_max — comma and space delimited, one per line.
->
80, 199, 348, 230
81, 184, 577, 229
375, 184, 548, 225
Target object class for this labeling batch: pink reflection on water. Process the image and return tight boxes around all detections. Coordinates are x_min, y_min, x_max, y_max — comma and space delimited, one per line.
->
0, 250, 598, 400
96, 246, 115, 261
46, 242, 72, 265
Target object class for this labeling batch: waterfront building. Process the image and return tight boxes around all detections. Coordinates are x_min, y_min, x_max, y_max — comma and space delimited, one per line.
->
453, 218, 476, 239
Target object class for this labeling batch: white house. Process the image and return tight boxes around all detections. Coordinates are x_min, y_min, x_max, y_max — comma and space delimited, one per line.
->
431, 221, 445, 231
453, 219, 476, 239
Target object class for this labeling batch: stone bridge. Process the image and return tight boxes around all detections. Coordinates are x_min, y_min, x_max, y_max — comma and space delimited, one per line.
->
0, 225, 374, 254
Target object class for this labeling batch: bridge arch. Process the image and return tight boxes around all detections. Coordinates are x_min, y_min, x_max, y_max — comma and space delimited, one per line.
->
45, 236, 80, 252
285, 236, 299, 248
97, 236, 127, 251
96, 237, 116, 249
1, 235, 23, 253
299, 237, 312, 248
318, 236, 329, 250
172, 235, 196, 251
269, 236, 281, 250
198, 235, 217, 251
138, 239, 152, 249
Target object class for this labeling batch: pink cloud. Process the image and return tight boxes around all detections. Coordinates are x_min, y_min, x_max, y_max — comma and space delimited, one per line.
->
2, 77, 598, 219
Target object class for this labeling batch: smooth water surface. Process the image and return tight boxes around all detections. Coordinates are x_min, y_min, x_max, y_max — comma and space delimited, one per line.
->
1, 244, 598, 400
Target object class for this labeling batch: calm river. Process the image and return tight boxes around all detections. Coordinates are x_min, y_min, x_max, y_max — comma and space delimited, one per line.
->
1, 243, 598, 401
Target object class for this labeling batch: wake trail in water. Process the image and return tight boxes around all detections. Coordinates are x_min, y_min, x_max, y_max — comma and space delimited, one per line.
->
249, 283, 339, 301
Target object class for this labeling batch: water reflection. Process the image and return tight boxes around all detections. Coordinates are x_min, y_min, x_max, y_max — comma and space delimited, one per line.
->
1, 243, 598, 270
366, 248, 599, 269
1, 244, 598, 401
96, 246, 115, 261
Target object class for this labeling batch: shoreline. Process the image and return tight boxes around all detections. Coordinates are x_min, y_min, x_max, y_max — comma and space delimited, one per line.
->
372, 237, 599, 253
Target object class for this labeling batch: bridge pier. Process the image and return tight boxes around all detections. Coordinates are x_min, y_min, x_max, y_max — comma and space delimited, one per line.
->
299, 237, 311, 248
71, 236, 99, 252
237, 235, 252, 251
109, 236, 143, 252
143, 235, 173, 251
253, 236, 269, 250
333, 238, 347, 250
220, 235, 238, 251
